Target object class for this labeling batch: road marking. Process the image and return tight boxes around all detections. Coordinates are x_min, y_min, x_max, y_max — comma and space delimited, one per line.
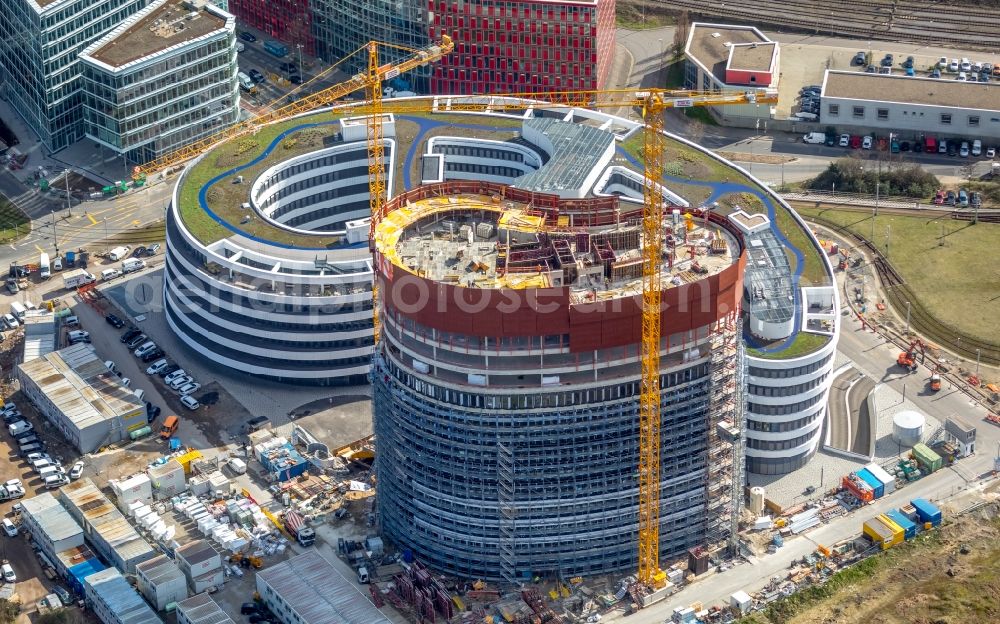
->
87, 214, 98, 225
34, 244, 44, 253
132, 220, 141, 226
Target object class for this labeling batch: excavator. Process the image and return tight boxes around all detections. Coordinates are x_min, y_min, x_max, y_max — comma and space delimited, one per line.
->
897, 339, 927, 372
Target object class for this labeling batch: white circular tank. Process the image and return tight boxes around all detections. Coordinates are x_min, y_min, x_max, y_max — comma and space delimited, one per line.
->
749, 487, 766, 517
893, 410, 925, 447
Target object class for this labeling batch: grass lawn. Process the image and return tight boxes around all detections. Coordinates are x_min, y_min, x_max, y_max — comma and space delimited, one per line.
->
748, 331, 830, 360
616, 1, 674, 30
795, 205, 1000, 344
684, 106, 718, 126
0, 195, 31, 243
178, 110, 526, 246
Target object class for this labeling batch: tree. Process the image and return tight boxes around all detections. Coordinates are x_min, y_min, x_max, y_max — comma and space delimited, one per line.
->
672, 10, 690, 56
0, 599, 20, 624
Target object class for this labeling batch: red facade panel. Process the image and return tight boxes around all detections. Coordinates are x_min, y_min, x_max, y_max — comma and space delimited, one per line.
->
227, 0, 314, 55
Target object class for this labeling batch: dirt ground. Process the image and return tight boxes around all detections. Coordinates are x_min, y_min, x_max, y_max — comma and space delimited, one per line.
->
743, 507, 1000, 624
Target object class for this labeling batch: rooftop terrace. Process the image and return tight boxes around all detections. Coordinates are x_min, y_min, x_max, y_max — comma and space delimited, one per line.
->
374, 192, 739, 303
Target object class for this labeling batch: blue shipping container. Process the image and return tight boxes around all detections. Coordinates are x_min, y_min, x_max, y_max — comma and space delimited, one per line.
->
885, 509, 916, 540
911, 498, 942, 526
264, 41, 288, 57
856, 468, 884, 498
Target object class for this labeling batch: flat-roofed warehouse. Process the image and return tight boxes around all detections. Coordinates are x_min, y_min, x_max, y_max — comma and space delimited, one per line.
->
176, 593, 235, 624
17, 343, 146, 452
255, 551, 390, 624
84, 567, 163, 624
820, 70, 1000, 141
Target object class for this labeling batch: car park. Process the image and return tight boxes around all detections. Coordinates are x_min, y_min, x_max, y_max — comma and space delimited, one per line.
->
839, 134, 850, 147
862, 136, 873, 150
180, 396, 200, 410
239, 31, 256, 42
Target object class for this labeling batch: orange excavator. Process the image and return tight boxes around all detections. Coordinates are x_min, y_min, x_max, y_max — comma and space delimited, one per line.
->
897, 340, 927, 372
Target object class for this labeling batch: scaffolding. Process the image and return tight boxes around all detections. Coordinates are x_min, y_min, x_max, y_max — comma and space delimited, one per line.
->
496, 442, 516, 584
705, 313, 745, 552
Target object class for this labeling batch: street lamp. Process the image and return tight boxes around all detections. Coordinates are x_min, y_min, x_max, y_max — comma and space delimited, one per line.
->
296, 43, 303, 79
904, 301, 910, 336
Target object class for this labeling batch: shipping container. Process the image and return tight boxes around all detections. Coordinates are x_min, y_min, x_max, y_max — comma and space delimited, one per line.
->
863, 518, 895, 550
864, 463, 896, 494
875, 514, 905, 546
910, 498, 942, 527
885, 509, 916, 540
912, 443, 942, 473
842, 474, 874, 502
856, 469, 884, 498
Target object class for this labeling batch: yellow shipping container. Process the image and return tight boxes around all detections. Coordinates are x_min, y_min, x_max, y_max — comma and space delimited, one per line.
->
174, 449, 203, 475
863, 518, 895, 550
876, 514, 905, 546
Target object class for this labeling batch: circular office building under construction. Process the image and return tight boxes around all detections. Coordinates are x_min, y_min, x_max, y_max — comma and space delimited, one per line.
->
371, 179, 752, 580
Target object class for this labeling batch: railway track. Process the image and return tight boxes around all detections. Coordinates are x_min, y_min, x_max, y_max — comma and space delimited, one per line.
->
657, 0, 1000, 50
801, 211, 1000, 366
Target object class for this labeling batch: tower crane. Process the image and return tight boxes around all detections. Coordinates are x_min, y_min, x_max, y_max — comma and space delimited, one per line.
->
136, 40, 775, 588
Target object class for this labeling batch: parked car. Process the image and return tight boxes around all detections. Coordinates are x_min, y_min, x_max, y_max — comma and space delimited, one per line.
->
125, 333, 147, 349
958, 189, 969, 207
177, 382, 201, 397
849, 135, 862, 149
960, 58, 971, 72
881, 54, 894, 67
839, 134, 850, 147
105, 313, 125, 328
987, 146, 996, 158
165, 369, 187, 384
945, 190, 957, 206
278, 62, 296, 73
121, 328, 142, 343
2, 518, 18, 537
853, 51, 867, 66
901, 56, 914, 69
862, 136, 874, 150
900, 141, 910, 152
248, 69, 265, 83
169, 375, 193, 390
67, 330, 90, 344
970, 192, 982, 209
932, 190, 945, 205
2, 562, 15, 582
131, 247, 146, 258
120, 377, 131, 388
147, 359, 168, 375
239, 31, 257, 42
864, 65, 876, 73
145, 244, 161, 256
63, 315, 79, 327
159, 364, 181, 378
948, 59, 959, 72
289, 74, 302, 85
180, 395, 201, 410
947, 142, 958, 156
937, 56, 948, 68
930, 69, 941, 79
2, 314, 19, 329
69, 462, 84, 480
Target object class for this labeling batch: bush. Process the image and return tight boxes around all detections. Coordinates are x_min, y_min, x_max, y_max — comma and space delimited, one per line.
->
809, 157, 940, 198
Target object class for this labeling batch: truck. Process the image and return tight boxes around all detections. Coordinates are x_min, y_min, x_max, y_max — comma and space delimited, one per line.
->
108, 246, 130, 261
63, 269, 96, 290
263, 40, 288, 57
283, 510, 316, 546
121, 258, 145, 274
65, 251, 75, 267
39, 253, 51, 279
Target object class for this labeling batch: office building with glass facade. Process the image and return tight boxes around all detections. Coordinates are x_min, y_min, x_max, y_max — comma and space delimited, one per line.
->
79, 0, 239, 165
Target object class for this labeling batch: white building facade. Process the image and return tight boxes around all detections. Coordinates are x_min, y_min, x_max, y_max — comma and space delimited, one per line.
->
78, 0, 239, 165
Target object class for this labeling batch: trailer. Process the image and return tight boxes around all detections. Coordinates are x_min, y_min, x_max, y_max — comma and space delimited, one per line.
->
283, 510, 315, 546
855, 468, 884, 498
863, 463, 896, 494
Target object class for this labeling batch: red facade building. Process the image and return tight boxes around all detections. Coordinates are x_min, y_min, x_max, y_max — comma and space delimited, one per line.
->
228, 0, 314, 56
428, 0, 616, 95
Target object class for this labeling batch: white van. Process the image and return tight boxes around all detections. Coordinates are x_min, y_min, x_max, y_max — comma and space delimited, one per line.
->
101, 268, 121, 281
802, 132, 826, 144
972, 139, 982, 157
237, 72, 255, 92
37, 466, 61, 480
133, 389, 145, 403
39, 252, 51, 279
10, 301, 26, 321
108, 246, 130, 262
121, 258, 145, 274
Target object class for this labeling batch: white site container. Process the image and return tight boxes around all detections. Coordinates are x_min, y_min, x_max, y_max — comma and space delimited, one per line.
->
111, 474, 153, 514
147, 460, 186, 499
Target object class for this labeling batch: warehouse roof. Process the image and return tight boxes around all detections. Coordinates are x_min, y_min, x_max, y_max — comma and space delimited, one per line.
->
137, 555, 185, 585
85, 568, 163, 624
176, 540, 219, 567
83, 0, 230, 69
18, 343, 143, 431
56, 544, 100, 571
512, 118, 615, 195
822, 70, 1000, 111
177, 593, 235, 624
257, 551, 391, 624
21, 493, 83, 543
21, 310, 56, 362
686, 23, 772, 83
59, 478, 156, 566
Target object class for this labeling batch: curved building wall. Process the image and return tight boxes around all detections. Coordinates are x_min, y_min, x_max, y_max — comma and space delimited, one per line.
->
162, 140, 386, 385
